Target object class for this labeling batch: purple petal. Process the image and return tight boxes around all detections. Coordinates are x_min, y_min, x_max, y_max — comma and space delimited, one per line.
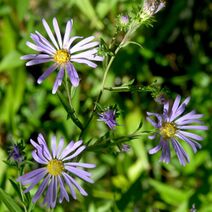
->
146, 117, 159, 128
160, 140, 171, 164
72, 49, 103, 61
61, 140, 83, 159
64, 162, 96, 168
176, 133, 201, 153
46, 176, 54, 208
170, 97, 191, 122
52, 66, 65, 94
64, 36, 82, 49
32, 174, 51, 203
179, 131, 203, 141
53, 18, 62, 49
163, 101, 170, 115
149, 144, 161, 154
70, 36, 95, 52
147, 112, 163, 127
169, 95, 181, 122
23, 170, 47, 193
42, 18, 59, 49
178, 125, 208, 130
32, 150, 48, 164
66, 63, 80, 87
26, 58, 52, 66
58, 176, 69, 203
26, 41, 42, 52
37, 134, 52, 160
17, 168, 47, 184
30, 33, 55, 55
148, 134, 157, 140
175, 110, 203, 124
51, 176, 58, 208
176, 119, 203, 125
35, 31, 56, 52
30, 139, 49, 162
56, 138, 64, 158
63, 20, 72, 48
171, 138, 190, 166
51, 136, 57, 158
62, 146, 86, 161
71, 58, 97, 68
21, 54, 51, 60
71, 41, 99, 54
71, 49, 100, 60
59, 141, 75, 160
37, 63, 58, 84
62, 172, 76, 199
65, 175, 88, 196
64, 166, 93, 183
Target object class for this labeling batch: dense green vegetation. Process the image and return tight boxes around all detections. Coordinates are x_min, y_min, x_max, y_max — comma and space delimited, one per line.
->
0, 0, 211, 211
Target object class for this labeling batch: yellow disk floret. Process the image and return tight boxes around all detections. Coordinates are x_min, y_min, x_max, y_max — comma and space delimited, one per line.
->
54, 49, 70, 64
47, 159, 64, 176
160, 122, 176, 139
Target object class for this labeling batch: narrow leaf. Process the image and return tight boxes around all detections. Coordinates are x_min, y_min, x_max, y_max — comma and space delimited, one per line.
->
0, 188, 23, 212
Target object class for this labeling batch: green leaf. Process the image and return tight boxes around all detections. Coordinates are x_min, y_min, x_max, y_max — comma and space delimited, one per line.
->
96, 0, 118, 18
9, 179, 22, 200
16, 0, 29, 21
0, 50, 23, 71
74, 0, 103, 29
149, 179, 193, 205
0, 188, 22, 212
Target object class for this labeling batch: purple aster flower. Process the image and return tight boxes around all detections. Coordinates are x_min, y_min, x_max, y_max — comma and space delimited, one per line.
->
99, 109, 117, 129
17, 134, 95, 208
147, 95, 208, 166
21, 17, 103, 94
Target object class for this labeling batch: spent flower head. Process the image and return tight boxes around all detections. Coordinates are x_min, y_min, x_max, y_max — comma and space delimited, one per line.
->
17, 134, 95, 208
21, 17, 103, 94
147, 95, 208, 166
143, 0, 165, 16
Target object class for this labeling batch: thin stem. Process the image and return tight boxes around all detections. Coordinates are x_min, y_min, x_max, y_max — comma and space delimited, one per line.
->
65, 72, 72, 106
18, 164, 28, 212
57, 74, 83, 130
79, 34, 129, 139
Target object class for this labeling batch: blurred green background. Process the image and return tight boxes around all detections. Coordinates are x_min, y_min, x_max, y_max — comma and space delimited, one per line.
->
0, 0, 211, 211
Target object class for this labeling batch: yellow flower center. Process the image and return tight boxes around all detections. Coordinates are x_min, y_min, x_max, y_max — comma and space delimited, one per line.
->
47, 159, 64, 176
160, 122, 176, 139
53, 49, 70, 64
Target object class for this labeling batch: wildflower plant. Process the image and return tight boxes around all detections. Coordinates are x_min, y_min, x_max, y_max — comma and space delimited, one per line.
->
0, 0, 209, 211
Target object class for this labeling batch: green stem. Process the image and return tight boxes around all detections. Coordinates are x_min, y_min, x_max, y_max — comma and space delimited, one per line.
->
18, 165, 28, 212
79, 38, 127, 139
86, 130, 152, 151
65, 72, 72, 106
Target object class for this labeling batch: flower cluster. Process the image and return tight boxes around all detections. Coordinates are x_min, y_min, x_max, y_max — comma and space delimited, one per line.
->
14, 11, 208, 211
147, 95, 208, 166
17, 134, 95, 208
